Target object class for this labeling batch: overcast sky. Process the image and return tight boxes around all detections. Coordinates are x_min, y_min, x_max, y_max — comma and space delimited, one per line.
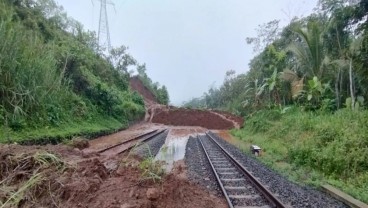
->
56, 0, 318, 105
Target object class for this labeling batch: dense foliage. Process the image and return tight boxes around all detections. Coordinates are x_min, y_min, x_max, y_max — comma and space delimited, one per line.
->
0, 0, 165, 142
184, 0, 368, 115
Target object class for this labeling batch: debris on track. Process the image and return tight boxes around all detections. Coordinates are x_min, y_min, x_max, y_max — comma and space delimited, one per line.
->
151, 108, 241, 129
0, 144, 227, 208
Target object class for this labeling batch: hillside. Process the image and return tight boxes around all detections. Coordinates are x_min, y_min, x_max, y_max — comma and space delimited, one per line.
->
0, 0, 165, 144
130, 76, 158, 103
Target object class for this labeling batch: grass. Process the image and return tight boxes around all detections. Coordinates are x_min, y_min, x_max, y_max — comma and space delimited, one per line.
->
0, 173, 44, 208
0, 151, 68, 207
138, 147, 165, 183
139, 156, 165, 183
0, 116, 126, 145
230, 107, 368, 203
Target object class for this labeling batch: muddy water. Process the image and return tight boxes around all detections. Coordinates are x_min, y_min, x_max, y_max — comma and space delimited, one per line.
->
155, 127, 206, 172
155, 137, 189, 172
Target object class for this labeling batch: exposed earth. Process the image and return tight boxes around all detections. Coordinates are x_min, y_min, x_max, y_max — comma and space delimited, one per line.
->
0, 78, 241, 208
0, 144, 226, 208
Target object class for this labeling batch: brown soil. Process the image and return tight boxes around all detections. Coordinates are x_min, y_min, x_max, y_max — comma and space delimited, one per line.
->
212, 130, 236, 143
0, 144, 226, 208
165, 126, 207, 140
130, 76, 158, 103
130, 76, 243, 131
151, 108, 236, 130
212, 110, 244, 127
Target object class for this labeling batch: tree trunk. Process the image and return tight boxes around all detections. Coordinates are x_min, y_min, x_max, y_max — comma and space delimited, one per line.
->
349, 58, 355, 109
335, 68, 341, 109
340, 69, 344, 105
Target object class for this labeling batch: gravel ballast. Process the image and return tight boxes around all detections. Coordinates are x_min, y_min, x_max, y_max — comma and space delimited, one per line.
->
206, 131, 348, 208
133, 130, 168, 158
185, 136, 222, 196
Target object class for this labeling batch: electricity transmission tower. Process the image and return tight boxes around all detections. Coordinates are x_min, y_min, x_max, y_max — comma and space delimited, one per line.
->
97, 0, 114, 52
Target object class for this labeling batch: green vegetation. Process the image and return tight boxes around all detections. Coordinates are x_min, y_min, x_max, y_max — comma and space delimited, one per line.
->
231, 108, 368, 203
139, 155, 165, 183
0, 0, 166, 143
134, 145, 165, 183
183, 0, 368, 203
0, 151, 67, 207
184, 0, 368, 114
136, 64, 170, 105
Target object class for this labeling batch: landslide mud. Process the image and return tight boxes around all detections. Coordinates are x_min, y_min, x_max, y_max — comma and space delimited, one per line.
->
130, 76, 158, 103
0, 144, 227, 208
151, 108, 238, 129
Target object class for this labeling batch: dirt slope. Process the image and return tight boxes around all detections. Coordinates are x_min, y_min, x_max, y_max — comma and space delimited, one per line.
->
130, 76, 158, 103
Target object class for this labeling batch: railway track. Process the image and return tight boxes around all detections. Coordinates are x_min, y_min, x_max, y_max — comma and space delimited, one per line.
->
198, 132, 286, 208
99, 129, 167, 156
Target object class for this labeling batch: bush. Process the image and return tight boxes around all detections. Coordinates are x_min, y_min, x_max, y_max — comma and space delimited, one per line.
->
0, 1, 146, 143
232, 107, 368, 203
245, 109, 281, 133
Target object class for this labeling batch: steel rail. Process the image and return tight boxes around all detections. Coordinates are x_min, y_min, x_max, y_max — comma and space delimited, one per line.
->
206, 132, 286, 208
119, 129, 167, 154
99, 129, 166, 155
198, 135, 234, 208
97, 129, 158, 153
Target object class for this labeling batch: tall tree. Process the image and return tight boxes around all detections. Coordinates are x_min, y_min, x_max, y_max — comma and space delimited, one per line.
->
288, 20, 327, 79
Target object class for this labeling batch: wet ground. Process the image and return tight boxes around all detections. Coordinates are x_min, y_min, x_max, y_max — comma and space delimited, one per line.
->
0, 143, 227, 208
84, 124, 236, 174
84, 123, 165, 154
85, 123, 209, 174
155, 126, 206, 172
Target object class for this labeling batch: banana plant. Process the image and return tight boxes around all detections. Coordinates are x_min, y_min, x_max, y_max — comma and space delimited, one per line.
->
305, 76, 330, 105
241, 79, 266, 109
262, 67, 281, 105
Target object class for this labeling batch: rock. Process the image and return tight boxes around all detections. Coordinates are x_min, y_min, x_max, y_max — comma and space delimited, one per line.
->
129, 189, 135, 198
70, 137, 89, 150
146, 188, 159, 200
103, 161, 118, 172
116, 167, 125, 176
121, 203, 135, 208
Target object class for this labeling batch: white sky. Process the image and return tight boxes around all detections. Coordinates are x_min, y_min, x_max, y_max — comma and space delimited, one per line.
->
56, 0, 318, 105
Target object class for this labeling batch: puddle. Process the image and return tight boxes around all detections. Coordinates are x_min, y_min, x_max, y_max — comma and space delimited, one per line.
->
155, 137, 189, 172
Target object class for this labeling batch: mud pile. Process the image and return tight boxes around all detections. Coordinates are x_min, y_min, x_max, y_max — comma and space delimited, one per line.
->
213, 110, 244, 127
0, 144, 226, 208
151, 108, 242, 129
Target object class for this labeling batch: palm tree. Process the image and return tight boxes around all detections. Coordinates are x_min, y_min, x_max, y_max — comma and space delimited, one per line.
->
288, 20, 327, 79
